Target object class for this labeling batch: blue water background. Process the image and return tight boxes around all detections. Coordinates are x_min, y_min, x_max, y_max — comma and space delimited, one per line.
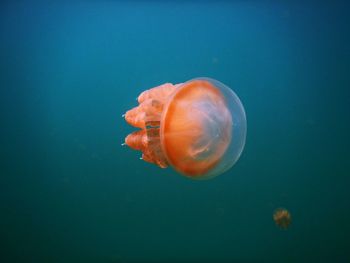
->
0, 1, 349, 262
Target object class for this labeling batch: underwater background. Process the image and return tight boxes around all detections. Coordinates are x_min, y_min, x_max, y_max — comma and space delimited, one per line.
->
1, 1, 349, 262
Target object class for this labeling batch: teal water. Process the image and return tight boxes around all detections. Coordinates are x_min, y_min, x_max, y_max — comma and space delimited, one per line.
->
1, 1, 349, 262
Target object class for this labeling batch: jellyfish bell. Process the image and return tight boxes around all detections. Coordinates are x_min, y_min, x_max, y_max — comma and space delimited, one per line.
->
273, 208, 292, 229
123, 77, 247, 180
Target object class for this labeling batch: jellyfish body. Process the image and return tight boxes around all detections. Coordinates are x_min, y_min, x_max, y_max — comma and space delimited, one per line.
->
273, 208, 292, 229
124, 78, 246, 179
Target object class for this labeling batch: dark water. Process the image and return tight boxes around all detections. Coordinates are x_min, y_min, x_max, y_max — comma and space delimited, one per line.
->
1, 1, 349, 262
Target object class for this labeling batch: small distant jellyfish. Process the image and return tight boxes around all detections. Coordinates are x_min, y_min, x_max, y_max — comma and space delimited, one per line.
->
123, 77, 247, 180
273, 208, 291, 229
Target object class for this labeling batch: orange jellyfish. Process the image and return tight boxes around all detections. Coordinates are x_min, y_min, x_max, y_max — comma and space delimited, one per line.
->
273, 208, 292, 229
123, 77, 247, 180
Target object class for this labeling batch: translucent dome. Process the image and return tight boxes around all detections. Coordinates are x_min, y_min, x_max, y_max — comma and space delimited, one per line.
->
160, 78, 247, 179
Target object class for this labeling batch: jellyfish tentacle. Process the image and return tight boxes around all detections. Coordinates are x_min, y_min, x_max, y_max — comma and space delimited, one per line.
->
138, 83, 179, 103
124, 128, 168, 168
124, 83, 179, 168
125, 130, 148, 151
125, 96, 170, 129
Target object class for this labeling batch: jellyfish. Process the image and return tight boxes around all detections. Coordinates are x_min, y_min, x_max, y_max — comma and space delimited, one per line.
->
273, 208, 291, 229
123, 77, 247, 180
